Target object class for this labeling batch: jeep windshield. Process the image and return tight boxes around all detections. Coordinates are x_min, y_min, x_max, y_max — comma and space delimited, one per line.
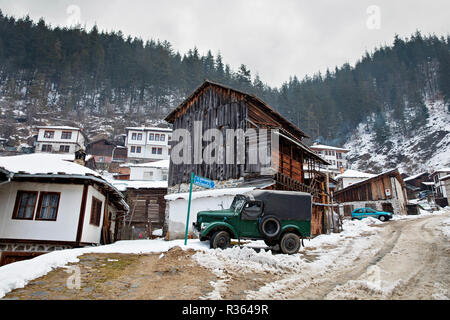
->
230, 195, 247, 213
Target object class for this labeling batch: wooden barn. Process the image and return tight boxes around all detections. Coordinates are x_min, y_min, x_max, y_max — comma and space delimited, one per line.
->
334, 168, 408, 216
164, 80, 331, 238
112, 181, 168, 240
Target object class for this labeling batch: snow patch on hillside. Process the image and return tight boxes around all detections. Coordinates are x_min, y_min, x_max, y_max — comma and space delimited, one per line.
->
345, 99, 450, 174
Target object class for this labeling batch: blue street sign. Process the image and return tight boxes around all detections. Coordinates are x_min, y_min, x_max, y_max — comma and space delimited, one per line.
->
193, 175, 215, 189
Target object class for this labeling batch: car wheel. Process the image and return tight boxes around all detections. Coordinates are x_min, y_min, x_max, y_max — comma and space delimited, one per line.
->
379, 215, 386, 222
210, 230, 231, 249
259, 216, 281, 239
280, 233, 301, 255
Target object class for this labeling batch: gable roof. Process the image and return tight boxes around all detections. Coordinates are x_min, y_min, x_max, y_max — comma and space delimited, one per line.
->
335, 169, 376, 180
334, 168, 404, 195
165, 80, 309, 139
0, 154, 128, 211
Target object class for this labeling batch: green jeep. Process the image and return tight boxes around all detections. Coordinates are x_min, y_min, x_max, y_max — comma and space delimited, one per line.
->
193, 190, 312, 254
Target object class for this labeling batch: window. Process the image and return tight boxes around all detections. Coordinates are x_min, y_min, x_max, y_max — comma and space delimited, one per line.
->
143, 171, 154, 179
137, 133, 143, 140
131, 146, 136, 153
136, 146, 142, 153
43, 131, 54, 139
36, 192, 60, 221
59, 145, 70, 153
158, 148, 162, 155
160, 134, 165, 142
12, 191, 38, 220
149, 133, 154, 141
132, 133, 137, 140
152, 147, 157, 154
152, 147, 162, 155
155, 134, 160, 141
90, 197, 103, 226
337, 152, 343, 159
42, 144, 52, 152
61, 131, 72, 140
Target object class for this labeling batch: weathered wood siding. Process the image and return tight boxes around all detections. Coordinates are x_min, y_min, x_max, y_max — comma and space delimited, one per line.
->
169, 86, 251, 186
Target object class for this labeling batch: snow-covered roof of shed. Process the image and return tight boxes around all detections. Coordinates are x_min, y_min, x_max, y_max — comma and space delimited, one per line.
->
404, 172, 428, 182
129, 159, 170, 168
0, 153, 101, 177
335, 169, 376, 180
111, 180, 168, 191
164, 187, 256, 201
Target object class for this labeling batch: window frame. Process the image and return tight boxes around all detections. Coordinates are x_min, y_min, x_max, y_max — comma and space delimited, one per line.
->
59, 145, 70, 153
149, 133, 154, 141
160, 134, 165, 142
131, 146, 136, 153
61, 131, 72, 140
42, 144, 53, 152
136, 146, 142, 153
89, 196, 103, 227
12, 190, 39, 220
35, 192, 61, 221
43, 131, 55, 139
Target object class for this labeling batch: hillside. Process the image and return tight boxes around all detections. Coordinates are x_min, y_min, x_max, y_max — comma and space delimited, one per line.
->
0, 12, 449, 173
345, 99, 450, 174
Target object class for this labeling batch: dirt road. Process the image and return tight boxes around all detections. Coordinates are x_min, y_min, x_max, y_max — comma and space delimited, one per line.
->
2, 211, 449, 300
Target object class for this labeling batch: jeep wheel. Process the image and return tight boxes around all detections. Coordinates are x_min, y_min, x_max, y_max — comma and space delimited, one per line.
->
379, 215, 387, 222
210, 230, 231, 249
280, 233, 301, 255
259, 216, 281, 239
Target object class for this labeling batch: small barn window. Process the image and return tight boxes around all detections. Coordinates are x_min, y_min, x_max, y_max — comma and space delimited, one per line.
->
12, 191, 38, 220
36, 192, 60, 221
90, 197, 103, 226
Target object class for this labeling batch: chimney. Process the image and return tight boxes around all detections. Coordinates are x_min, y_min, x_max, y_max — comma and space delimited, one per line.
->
74, 148, 87, 166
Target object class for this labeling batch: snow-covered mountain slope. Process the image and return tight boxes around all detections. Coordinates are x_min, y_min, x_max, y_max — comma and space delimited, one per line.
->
344, 99, 450, 175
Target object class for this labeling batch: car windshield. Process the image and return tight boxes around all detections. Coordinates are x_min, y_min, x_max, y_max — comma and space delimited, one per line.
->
230, 195, 247, 213
366, 208, 376, 213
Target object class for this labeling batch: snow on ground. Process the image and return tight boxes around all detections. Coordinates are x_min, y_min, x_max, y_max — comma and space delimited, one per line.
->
1, 207, 448, 299
0, 239, 209, 298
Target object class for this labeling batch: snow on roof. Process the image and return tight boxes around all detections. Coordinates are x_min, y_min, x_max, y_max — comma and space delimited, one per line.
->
0, 153, 101, 177
422, 181, 435, 186
404, 172, 428, 182
164, 187, 256, 201
129, 159, 170, 168
439, 174, 450, 181
125, 126, 172, 132
36, 126, 81, 131
310, 144, 350, 152
431, 167, 450, 175
335, 169, 376, 180
111, 180, 168, 191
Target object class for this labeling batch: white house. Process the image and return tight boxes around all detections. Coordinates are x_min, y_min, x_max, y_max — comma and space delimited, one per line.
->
125, 127, 172, 163
431, 167, 450, 199
129, 159, 170, 181
0, 154, 128, 266
309, 144, 351, 178
335, 169, 376, 190
35, 126, 87, 154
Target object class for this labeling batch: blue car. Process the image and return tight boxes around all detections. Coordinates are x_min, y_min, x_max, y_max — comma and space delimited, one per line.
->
351, 208, 392, 222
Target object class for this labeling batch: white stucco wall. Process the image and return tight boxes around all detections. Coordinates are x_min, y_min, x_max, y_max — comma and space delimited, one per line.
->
0, 181, 83, 242
129, 166, 168, 181
166, 195, 236, 240
80, 185, 105, 244
0, 182, 108, 244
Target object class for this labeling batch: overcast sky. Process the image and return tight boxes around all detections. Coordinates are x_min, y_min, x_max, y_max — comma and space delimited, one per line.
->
0, 0, 449, 87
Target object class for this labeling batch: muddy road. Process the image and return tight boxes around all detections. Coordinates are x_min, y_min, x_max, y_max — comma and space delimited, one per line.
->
2, 211, 449, 300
